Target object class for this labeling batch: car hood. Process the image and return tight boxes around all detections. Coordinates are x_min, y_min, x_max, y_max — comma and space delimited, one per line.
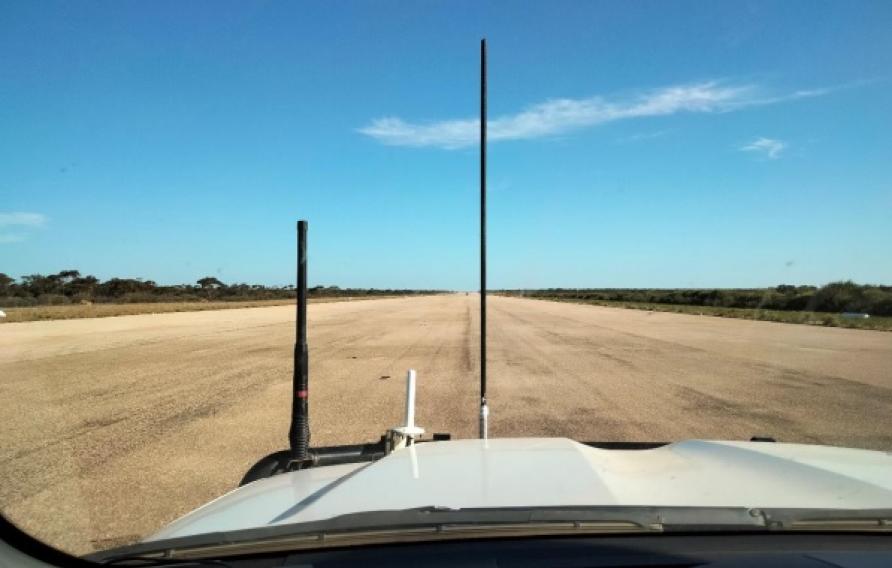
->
148, 438, 892, 541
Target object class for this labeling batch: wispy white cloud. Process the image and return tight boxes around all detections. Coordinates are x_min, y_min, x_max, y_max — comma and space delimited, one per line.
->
359, 80, 836, 149
740, 137, 787, 159
0, 212, 47, 228
0, 212, 47, 244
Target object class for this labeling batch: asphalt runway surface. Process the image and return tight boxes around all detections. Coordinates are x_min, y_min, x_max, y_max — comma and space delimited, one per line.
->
2, 294, 891, 553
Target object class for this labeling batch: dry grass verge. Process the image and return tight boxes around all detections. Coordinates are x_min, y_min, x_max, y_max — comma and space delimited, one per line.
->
512, 296, 892, 331
0, 297, 379, 323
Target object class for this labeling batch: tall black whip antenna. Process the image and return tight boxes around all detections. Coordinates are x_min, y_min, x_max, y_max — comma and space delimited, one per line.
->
479, 38, 489, 439
290, 220, 310, 463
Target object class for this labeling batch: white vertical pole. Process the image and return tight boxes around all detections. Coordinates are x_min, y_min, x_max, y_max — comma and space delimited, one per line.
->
405, 369, 417, 430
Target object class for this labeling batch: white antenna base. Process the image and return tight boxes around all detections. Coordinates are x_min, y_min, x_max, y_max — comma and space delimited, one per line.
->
479, 401, 489, 439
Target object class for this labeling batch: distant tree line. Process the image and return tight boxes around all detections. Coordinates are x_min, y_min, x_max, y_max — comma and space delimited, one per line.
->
0, 270, 439, 307
502, 282, 892, 316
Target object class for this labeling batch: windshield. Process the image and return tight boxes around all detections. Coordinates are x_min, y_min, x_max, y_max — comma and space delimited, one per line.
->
1, 0, 890, 559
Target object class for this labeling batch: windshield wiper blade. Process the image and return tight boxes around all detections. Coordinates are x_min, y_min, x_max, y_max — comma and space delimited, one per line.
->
87, 506, 737, 562
98, 553, 233, 567
106, 519, 659, 563
747, 508, 892, 532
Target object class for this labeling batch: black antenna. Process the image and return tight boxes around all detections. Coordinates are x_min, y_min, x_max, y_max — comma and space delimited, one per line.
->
479, 38, 489, 439
290, 220, 310, 463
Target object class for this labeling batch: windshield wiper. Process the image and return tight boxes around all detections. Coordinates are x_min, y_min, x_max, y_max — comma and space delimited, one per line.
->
88, 507, 892, 563
98, 554, 233, 567
748, 508, 892, 532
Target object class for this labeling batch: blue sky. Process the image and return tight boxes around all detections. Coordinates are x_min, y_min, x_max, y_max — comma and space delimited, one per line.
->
2, 1, 890, 289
